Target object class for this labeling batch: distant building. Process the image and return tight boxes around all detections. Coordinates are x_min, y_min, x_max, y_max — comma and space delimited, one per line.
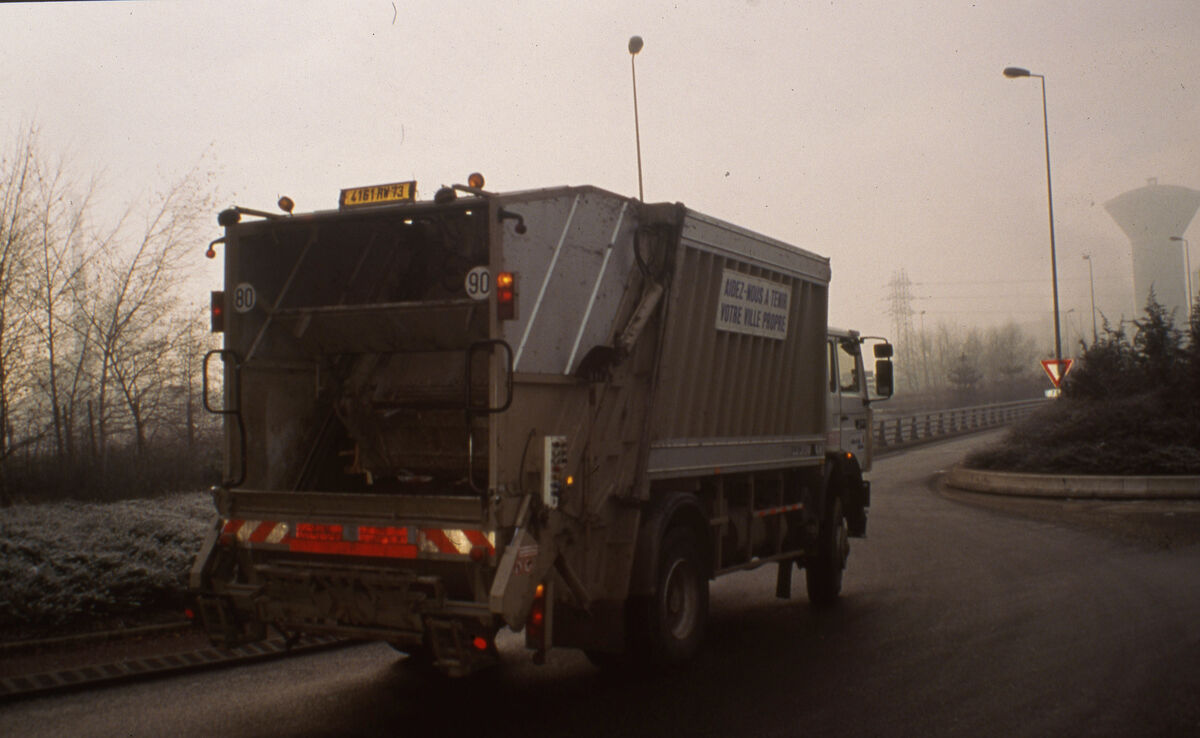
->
1105, 179, 1200, 324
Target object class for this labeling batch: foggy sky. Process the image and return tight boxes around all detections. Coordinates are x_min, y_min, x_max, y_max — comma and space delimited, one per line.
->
3, 0, 1198, 350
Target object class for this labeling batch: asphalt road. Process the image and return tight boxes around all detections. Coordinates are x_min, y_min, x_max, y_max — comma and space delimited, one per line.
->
3, 432, 1199, 737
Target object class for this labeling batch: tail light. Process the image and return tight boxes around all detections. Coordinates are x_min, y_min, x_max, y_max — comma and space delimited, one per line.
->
527, 583, 546, 645
497, 271, 516, 320
211, 291, 225, 333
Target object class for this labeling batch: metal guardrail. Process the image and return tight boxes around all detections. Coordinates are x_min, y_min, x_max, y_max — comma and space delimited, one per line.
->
874, 398, 1047, 450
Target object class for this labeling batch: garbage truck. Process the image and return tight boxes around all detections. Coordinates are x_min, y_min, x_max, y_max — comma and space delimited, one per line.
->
190, 176, 894, 676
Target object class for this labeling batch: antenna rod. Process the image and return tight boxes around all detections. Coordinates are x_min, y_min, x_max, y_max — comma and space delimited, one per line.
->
629, 36, 644, 202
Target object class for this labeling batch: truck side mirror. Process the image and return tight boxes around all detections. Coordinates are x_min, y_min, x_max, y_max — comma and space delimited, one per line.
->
874, 359, 894, 398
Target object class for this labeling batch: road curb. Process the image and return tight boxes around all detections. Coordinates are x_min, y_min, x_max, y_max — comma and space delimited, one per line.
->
0, 635, 348, 701
0, 622, 194, 656
945, 466, 1200, 500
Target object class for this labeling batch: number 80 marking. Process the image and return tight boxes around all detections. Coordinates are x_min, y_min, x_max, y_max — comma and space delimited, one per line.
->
233, 283, 256, 313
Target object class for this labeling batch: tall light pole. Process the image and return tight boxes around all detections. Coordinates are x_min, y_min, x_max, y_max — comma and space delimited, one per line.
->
1082, 252, 1098, 343
1169, 236, 1193, 323
629, 36, 645, 202
1004, 66, 1063, 364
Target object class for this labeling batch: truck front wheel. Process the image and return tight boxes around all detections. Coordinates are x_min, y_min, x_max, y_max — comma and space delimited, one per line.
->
805, 494, 849, 607
646, 525, 708, 664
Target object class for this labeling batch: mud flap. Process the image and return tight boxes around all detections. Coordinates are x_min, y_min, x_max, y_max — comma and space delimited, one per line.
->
490, 526, 541, 629
488, 498, 557, 630
847, 479, 870, 537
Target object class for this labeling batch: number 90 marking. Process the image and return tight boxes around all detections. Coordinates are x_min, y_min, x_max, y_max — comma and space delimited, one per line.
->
465, 266, 490, 301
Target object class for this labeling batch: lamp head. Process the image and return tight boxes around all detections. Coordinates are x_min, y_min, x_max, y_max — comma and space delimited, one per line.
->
1003, 66, 1031, 78
629, 36, 643, 55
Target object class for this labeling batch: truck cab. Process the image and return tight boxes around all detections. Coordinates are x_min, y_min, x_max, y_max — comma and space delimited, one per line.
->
826, 328, 893, 536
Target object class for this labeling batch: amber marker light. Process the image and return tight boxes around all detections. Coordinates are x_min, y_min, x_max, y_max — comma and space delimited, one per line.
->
496, 271, 516, 320
468, 172, 485, 189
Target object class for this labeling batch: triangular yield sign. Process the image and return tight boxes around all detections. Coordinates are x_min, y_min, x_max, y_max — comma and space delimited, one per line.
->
1040, 358, 1074, 388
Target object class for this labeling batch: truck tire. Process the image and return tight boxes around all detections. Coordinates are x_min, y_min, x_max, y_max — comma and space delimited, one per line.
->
805, 494, 849, 608
646, 525, 708, 665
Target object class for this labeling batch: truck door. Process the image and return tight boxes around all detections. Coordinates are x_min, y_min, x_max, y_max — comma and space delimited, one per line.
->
828, 337, 868, 458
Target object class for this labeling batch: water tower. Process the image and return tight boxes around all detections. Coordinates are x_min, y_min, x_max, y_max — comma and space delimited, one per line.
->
1105, 179, 1200, 322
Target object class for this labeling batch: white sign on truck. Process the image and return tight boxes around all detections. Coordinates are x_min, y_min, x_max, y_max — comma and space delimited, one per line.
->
715, 269, 790, 340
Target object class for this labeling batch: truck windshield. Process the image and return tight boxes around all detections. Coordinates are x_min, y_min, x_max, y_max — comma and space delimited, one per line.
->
836, 340, 862, 395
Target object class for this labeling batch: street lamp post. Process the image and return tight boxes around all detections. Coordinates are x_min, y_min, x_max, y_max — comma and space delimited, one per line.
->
1169, 236, 1193, 323
628, 36, 645, 202
1004, 66, 1063, 364
1082, 252, 1098, 343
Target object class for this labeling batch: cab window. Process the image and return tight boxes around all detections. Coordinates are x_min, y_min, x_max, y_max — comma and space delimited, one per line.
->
836, 340, 861, 395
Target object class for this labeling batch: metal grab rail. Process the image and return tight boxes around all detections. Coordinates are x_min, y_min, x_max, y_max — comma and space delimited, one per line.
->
873, 398, 1046, 450
203, 349, 247, 488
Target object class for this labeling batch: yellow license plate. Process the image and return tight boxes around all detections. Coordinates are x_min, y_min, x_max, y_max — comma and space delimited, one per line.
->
339, 181, 416, 208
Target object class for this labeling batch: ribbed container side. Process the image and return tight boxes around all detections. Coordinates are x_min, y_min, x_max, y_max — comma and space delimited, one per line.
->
652, 233, 828, 443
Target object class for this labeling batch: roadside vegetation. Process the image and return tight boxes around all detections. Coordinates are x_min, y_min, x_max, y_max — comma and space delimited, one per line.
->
966, 295, 1200, 475
0, 127, 221, 641
0, 491, 211, 640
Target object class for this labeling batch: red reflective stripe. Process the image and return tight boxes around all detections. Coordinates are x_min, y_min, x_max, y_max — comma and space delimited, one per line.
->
754, 502, 804, 518
464, 529, 495, 554
286, 539, 418, 559
294, 522, 343, 542
357, 526, 410, 545
224, 519, 490, 559
248, 521, 279, 543
422, 528, 458, 554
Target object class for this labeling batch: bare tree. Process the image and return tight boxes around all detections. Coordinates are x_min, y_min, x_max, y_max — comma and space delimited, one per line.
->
79, 167, 215, 463
0, 127, 221, 503
27, 145, 102, 464
0, 128, 41, 503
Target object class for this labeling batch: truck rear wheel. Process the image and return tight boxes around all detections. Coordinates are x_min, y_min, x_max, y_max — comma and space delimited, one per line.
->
805, 494, 849, 607
586, 523, 709, 670
646, 525, 708, 664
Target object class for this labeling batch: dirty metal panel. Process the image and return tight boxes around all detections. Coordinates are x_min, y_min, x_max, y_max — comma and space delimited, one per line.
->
498, 188, 639, 375
680, 209, 831, 282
